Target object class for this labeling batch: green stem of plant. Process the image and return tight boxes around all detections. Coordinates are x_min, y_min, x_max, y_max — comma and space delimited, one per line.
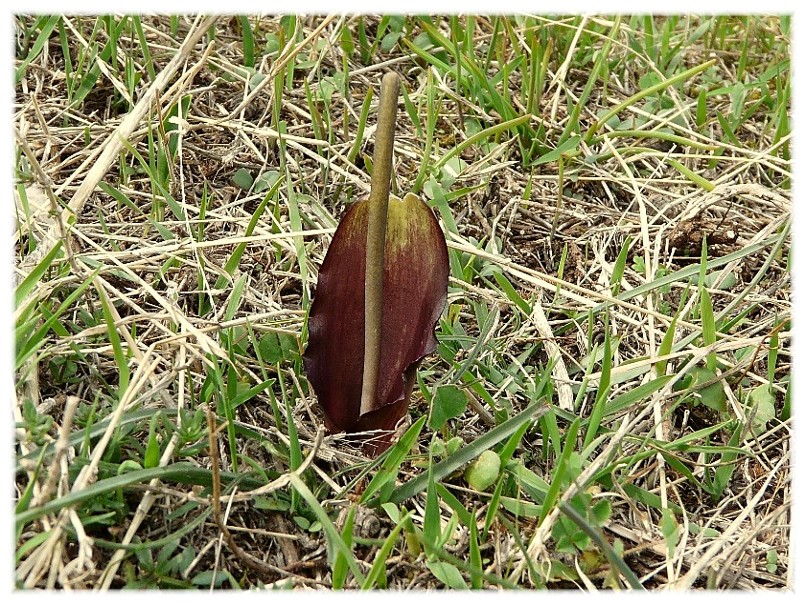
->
360, 71, 400, 417
550, 153, 564, 239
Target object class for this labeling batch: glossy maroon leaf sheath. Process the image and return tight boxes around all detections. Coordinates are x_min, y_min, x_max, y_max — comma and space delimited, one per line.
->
303, 193, 449, 454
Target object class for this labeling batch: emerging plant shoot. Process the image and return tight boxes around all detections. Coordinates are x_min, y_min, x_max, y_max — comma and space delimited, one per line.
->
303, 72, 449, 455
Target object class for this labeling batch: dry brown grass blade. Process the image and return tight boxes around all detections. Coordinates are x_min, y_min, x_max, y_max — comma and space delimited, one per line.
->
672, 453, 789, 589
202, 408, 326, 587
17, 347, 162, 587
17, 15, 218, 302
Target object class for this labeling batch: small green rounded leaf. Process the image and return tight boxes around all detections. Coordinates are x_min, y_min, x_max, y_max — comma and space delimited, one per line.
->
748, 384, 776, 430
429, 385, 468, 431
380, 31, 402, 52
590, 499, 612, 527
253, 170, 280, 193
430, 437, 447, 458
258, 333, 283, 364
231, 168, 253, 190
766, 548, 779, 574
679, 366, 727, 412
264, 33, 281, 55
425, 560, 468, 589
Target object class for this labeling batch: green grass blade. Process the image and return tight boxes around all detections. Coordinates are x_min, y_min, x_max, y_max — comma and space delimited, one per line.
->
361, 510, 411, 589
237, 16, 255, 68
16, 269, 99, 371
586, 59, 717, 142
15, 15, 61, 83
604, 375, 675, 418
469, 511, 483, 588
603, 130, 719, 151
15, 242, 63, 309
347, 86, 373, 164
422, 450, 441, 555
289, 473, 365, 584
587, 228, 787, 315
332, 506, 355, 589
610, 237, 631, 296
433, 114, 531, 174
130, 16, 156, 81
98, 182, 175, 240
656, 314, 679, 376
583, 323, 612, 452
360, 415, 427, 505
434, 484, 472, 526
700, 287, 717, 372
533, 135, 581, 167
492, 271, 532, 314
285, 394, 302, 503
97, 285, 130, 395
481, 476, 506, 541
667, 158, 715, 192
16, 463, 225, 527
710, 423, 743, 500
539, 416, 580, 527
214, 176, 283, 290
560, 20, 617, 145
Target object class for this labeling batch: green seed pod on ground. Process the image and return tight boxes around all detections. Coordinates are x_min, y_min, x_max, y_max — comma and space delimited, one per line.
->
464, 450, 501, 491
